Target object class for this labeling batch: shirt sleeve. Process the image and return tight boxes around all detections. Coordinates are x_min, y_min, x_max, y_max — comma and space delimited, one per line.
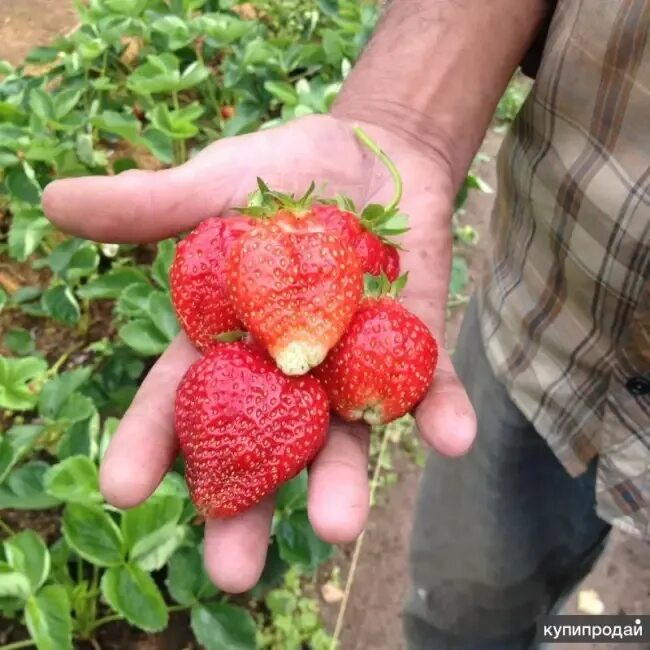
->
520, 0, 558, 79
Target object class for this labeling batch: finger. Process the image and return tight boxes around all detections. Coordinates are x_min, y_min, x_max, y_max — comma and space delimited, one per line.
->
415, 348, 476, 457
99, 333, 200, 508
203, 496, 274, 593
308, 419, 370, 544
42, 142, 248, 243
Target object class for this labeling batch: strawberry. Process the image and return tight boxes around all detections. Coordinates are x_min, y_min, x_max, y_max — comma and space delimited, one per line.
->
381, 243, 401, 282
227, 197, 364, 376
175, 342, 329, 518
220, 105, 235, 120
170, 216, 254, 352
312, 296, 438, 425
311, 204, 401, 280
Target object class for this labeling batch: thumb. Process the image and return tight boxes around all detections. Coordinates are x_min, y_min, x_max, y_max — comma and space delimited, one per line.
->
42, 131, 265, 243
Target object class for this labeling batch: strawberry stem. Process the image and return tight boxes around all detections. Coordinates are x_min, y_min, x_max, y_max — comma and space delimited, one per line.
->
353, 125, 403, 214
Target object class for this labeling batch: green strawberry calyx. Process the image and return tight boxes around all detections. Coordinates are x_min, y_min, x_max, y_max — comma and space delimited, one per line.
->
241, 178, 318, 219
363, 271, 409, 299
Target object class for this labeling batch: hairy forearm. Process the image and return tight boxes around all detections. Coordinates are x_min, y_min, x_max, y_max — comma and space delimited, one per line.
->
333, 0, 547, 189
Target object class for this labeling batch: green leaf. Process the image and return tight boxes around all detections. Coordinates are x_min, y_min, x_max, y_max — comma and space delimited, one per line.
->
44, 456, 101, 504
3, 530, 50, 593
71, 32, 106, 61
152, 240, 175, 289
449, 256, 470, 296
116, 283, 151, 317
0, 149, 20, 167
104, 0, 149, 16
29, 88, 55, 121
26, 46, 60, 63
75, 133, 95, 167
148, 292, 179, 342
275, 510, 333, 571
149, 102, 205, 139
0, 562, 31, 600
191, 602, 257, 650
101, 564, 168, 632
55, 392, 96, 425
121, 495, 184, 571
0, 424, 43, 483
195, 14, 251, 45
7, 209, 51, 260
276, 470, 308, 512
3, 328, 35, 356
322, 29, 343, 65
99, 417, 119, 461
39, 367, 92, 420
25, 585, 72, 650
11, 286, 41, 304
65, 245, 100, 282
24, 137, 69, 163
54, 88, 83, 120
56, 404, 100, 460
119, 319, 169, 356
127, 53, 181, 94
41, 285, 80, 326
40, 239, 99, 282
152, 15, 194, 50
0, 356, 48, 411
5, 166, 41, 204
92, 111, 142, 143
78, 267, 149, 299
166, 546, 217, 607
62, 503, 124, 567
0, 289, 7, 312
177, 60, 210, 91
264, 81, 298, 106
141, 127, 174, 165
0, 461, 61, 510
112, 158, 138, 174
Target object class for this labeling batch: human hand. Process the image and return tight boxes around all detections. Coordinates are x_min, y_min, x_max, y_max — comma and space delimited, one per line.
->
43, 114, 476, 592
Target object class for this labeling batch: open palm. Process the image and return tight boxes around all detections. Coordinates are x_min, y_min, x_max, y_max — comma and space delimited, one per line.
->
43, 114, 476, 593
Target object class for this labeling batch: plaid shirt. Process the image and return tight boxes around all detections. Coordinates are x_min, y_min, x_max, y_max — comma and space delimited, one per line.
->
479, 0, 650, 536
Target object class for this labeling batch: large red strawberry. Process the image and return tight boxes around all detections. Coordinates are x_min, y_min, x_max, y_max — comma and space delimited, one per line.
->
170, 216, 254, 352
313, 296, 438, 425
175, 342, 329, 517
227, 200, 364, 376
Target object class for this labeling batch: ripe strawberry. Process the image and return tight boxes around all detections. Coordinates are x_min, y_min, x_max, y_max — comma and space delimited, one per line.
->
170, 216, 255, 352
313, 297, 438, 425
381, 243, 400, 282
311, 203, 401, 280
220, 105, 235, 120
175, 342, 329, 518
227, 201, 364, 376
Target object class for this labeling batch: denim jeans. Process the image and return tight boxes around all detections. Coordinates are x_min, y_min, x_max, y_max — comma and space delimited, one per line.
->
403, 299, 611, 649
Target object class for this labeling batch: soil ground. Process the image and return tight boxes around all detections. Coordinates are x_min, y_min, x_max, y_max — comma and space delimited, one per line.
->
2, 3, 649, 650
